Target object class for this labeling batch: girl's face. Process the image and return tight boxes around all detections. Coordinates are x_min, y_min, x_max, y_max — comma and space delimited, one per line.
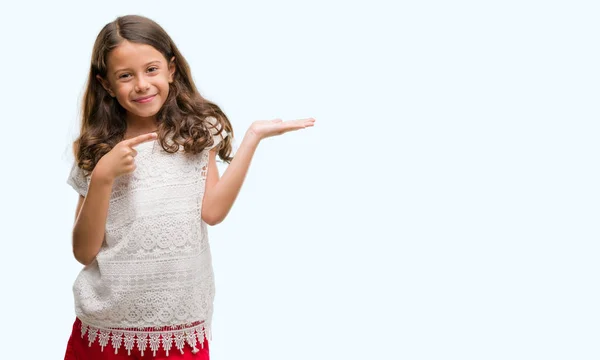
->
98, 40, 175, 122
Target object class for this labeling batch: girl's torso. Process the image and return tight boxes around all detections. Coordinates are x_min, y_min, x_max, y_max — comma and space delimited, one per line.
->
69, 140, 215, 356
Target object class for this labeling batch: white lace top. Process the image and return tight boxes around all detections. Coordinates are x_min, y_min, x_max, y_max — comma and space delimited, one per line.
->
66, 118, 227, 357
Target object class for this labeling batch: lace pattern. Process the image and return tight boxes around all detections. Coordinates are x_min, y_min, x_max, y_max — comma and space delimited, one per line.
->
67, 117, 227, 355
79, 319, 210, 356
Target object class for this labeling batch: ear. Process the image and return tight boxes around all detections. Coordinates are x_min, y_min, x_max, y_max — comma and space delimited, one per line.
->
96, 75, 115, 97
168, 57, 176, 83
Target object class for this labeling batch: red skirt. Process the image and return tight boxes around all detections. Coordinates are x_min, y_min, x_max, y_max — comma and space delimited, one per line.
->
64, 318, 210, 359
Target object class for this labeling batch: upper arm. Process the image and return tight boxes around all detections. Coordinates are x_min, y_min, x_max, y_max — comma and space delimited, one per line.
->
201, 149, 221, 223
75, 195, 85, 222
203, 149, 220, 199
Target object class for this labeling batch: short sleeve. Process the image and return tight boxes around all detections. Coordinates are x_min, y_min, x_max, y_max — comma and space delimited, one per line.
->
205, 116, 229, 150
67, 162, 89, 197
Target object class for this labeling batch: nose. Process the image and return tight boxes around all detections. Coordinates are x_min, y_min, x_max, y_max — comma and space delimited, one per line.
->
135, 76, 150, 92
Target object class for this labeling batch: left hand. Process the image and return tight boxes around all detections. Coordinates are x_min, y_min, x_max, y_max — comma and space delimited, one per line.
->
248, 118, 316, 140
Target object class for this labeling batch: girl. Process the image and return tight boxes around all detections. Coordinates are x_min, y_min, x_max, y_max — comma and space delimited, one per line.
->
64, 15, 315, 360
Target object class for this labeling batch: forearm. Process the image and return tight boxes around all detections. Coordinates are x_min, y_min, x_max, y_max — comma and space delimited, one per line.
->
203, 131, 260, 224
72, 171, 113, 265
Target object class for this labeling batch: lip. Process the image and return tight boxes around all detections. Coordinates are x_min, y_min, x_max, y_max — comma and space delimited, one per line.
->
133, 95, 156, 103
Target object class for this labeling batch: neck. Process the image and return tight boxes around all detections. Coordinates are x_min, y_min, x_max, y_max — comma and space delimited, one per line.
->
125, 113, 158, 139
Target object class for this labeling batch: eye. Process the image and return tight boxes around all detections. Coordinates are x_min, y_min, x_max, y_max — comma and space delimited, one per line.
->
118, 73, 131, 79
148, 66, 158, 73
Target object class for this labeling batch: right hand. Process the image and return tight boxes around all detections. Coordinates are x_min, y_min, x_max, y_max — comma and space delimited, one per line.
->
94, 132, 157, 181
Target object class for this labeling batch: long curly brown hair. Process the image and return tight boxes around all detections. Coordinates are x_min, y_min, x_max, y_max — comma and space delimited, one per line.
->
74, 15, 233, 172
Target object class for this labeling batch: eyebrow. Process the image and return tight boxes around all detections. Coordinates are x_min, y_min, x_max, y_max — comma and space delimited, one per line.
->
113, 61, 161, 76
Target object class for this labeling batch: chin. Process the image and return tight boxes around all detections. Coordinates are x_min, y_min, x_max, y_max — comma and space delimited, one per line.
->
126, 106, 161, 119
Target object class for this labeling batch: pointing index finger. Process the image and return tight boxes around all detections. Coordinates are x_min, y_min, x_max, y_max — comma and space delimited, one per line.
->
127, 132, 158, 147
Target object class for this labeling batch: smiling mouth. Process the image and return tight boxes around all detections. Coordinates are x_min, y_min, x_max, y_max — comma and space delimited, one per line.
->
133, 95, 156, 103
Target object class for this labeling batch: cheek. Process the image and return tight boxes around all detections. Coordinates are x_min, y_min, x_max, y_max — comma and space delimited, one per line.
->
159, 77, 171, 95
115, 86, 132, 100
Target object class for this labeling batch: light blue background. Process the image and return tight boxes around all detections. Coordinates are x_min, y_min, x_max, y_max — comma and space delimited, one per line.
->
0, 1, 598, 359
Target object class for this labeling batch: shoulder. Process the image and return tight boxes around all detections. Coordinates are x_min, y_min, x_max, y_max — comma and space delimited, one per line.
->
67, 162, 89, 197
204, 116, 229, 150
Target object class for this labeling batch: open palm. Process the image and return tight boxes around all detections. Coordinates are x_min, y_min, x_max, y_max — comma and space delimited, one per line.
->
249, 118, 316, 140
